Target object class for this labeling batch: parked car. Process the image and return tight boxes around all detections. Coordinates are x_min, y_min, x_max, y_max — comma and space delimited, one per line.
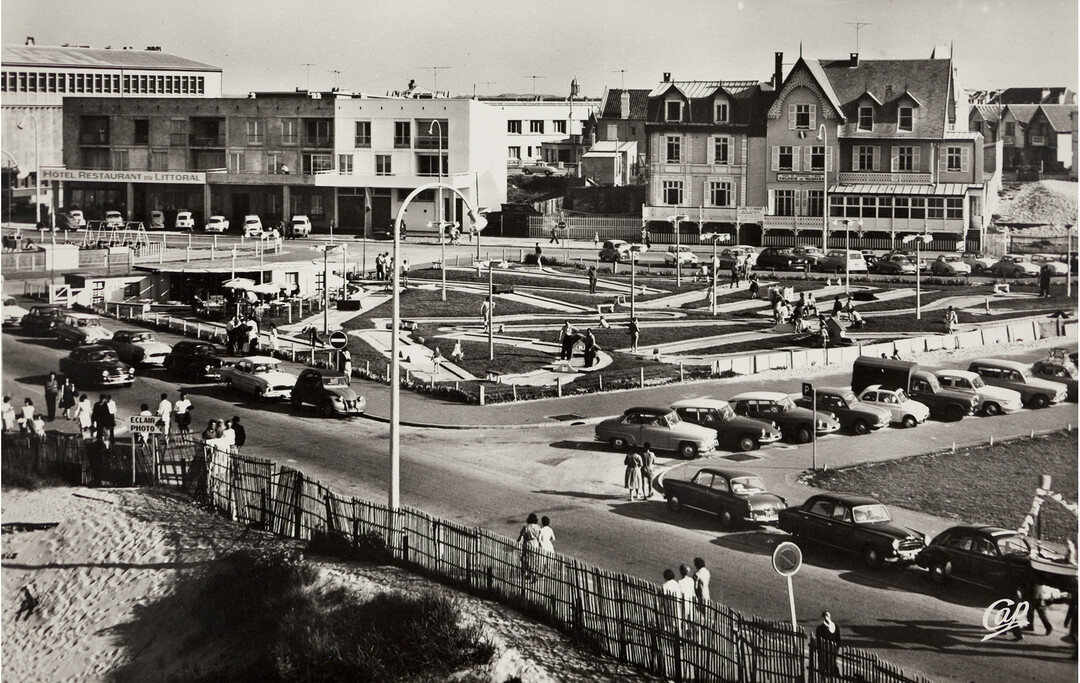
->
933, 369, 1023, 416
727, 391, 840, 444
174, 211, 195, 231
791, 245, 826, 266
105, 330, 173, 367
916, 525, 1071, 592
164, 340, 225, 381
55, 312, 113, 345
58, 345, 134, 387
20, 304, 66, 336
598, 239, 632, 263
755, 247, 808, 271
290, 368, 366, 416
1030, 253, 1069, 275
663, 245, 698, 267
104, 210, 125, 229
793, 386, 891, 435
68, 210, 87, 228
961, 252, 996, 273
242, 215, 264, 237
886, 250, 928, 271
716, 247, 756, 271
777, 493, 927, 569
204, 215, 230, 233
220, 356, 298, 401
851, 356, 978, 422
860, 250, 880, 268
2, 296, 29, 326
521, 161, 569, 176
148, 210, 166, 229
988, 254, 1040, 278
930, 254, 972, 276
966, 358, 1067, 408
594, 406, 718, 459
287, 215, 312, 238
1029, 358, 1078, 402
665, 467, 787, 528
856, 385, 930, 428
817, 250, 868, 273
669, 398, 783, 452
871, 254, 917, 275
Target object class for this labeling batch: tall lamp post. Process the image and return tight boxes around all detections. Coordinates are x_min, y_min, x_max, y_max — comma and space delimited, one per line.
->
701, 232, 728, 315
667, 214, 689, 286
902, 233, 932, 319
1, 151, 27, 228
428, 119, 447, 300
835, 218, 862, 298
17, 113, 43, 228
628, 244, 647, 319
311, 243, 341, 335
817, 123, 829, 251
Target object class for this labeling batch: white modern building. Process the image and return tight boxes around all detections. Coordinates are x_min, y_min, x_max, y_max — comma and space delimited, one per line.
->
478, 96, 599, 167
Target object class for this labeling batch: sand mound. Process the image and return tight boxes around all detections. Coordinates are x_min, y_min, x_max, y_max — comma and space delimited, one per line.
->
996, 181, 1079, 226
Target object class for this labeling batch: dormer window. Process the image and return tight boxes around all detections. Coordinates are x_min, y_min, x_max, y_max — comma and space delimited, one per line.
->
858, 106, 874, 131
715, 101, 729, 123
789, 103, 816, 130
898, 106, 913, 131
665, 100, 683, 122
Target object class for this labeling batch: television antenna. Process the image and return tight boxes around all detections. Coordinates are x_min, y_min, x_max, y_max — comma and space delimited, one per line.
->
845, 22, 872, 53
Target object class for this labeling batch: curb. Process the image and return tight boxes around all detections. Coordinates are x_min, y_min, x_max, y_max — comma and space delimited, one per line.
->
358, 412, 608, 430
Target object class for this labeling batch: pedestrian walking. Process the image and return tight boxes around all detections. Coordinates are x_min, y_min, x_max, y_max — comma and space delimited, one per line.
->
628, 317, 640, 352
401, 258, 410, 288
1039, 264, 1053, 297
534, 242, 543, 268
729, 263, 739, 288
678, 564, 696, 618
18, 398, 36, 434
431, 346, 443, 376
640, 444, 655, 498
549, 225, 560, 244
375, 252, 386, 281
539, 515, 555, 553
813, 611, 843, 676
268, 325, 280, 354
587, 265, 598, 294
106, 395, 117, 440
91, 395, 110, 440
832, 295, 843, 318
174, 391, 193, 434
59, 378, 77, 419
44, 372, 59, 421
662, 569, 681, 619
943, 305, 958, 334
2, 396, 17, 432
517, 513, 542, 580
694, 557, 712, 602
624, 449, 643, 500
1024, 578, 1055, 635
480, 300, 492, 329
246, 317, 260, 355
593, 232, 599, 248
748, 273, 760, 299
157, 392, 173, 443
74, 394, 92, 439
451, 339, 464, 363
231, 416, 246, 453
14, 585, 38, 622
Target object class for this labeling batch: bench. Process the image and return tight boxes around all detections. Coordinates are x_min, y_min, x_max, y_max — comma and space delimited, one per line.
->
993, 283, 1011, 295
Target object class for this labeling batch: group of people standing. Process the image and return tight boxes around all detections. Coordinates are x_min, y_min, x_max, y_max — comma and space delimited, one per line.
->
623, 444, 656, 500
516, 513, 557, 580
375, 252, 410, 287
661, 558, 713, 617
225, 315, 267, 355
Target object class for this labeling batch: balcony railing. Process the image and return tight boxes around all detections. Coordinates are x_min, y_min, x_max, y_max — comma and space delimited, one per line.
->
763, 215, 826, 230
79, 132, 110, 146
303, 136, 333, 148
1031, 136, 1046, 146
836, 171, 933, 184
189, 134, 226, 147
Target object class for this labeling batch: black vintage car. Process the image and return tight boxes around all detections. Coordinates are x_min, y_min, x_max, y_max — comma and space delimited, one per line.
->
58, 345, 135, 388
665, 467, 786, 528
163, 340, 225, 381
778, 493, 927, 569
669, 398, 782, 452
290, 368, 366, 417
793, 387, 891, 435
20, 304, 66, 336
755, 247, 808, 271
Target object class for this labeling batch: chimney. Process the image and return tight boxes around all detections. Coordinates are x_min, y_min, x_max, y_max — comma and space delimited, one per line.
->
25, 36, 35, 46
774, 52, 783, 89
620, 90, 631, 120
663, 72, 671, 83
850, 52, 859, 68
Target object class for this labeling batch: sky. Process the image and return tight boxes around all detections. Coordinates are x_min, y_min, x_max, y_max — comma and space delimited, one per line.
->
2, 0, 1077, 98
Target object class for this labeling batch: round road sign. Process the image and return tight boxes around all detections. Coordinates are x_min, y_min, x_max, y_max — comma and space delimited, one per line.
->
329, 331, 349, 350
772, 541, 803, 577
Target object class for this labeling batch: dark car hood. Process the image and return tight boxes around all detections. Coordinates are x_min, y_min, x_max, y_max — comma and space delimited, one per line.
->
726, 415, 776, 432
862, 521, 923, 541
89, 360, 132, 372
744, 492, 786, 508
323, 386, 360, 401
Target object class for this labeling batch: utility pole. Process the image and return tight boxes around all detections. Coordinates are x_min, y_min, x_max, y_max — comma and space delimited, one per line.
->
301, 63, 316, 91
421, 66, 452, 94
845, 22, 872, 53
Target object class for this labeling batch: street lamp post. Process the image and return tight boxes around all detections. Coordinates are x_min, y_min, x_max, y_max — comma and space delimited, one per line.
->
817, 123, 829, 252
17, 114, 41, 228
701, 232, 727, 315
488, 261, 495, 360
628, 244, 647, 319
835, 219, 862, 298
311, 244, 342, 335
667, 214, 689, 286
902, 234, 932, 319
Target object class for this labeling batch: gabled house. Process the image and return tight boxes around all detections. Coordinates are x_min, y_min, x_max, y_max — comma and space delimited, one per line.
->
969, 104, 1004, 143
998, 104, 1041, 170
998, 87, 1076, 105
1002, 103, 1077, 173
591, 87, 650, 181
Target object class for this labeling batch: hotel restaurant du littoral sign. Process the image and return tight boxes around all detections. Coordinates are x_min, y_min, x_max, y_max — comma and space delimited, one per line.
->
41, 168, 206, 184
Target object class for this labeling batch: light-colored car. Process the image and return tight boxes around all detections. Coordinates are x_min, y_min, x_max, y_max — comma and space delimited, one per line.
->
967, 358, 1067, 408
220, 356, 298, 401
594, 406, 718, 459
104, 210, 125, 229
933, 369, 1023, 416
68, 210, 86, 228
960, 252, 996, 273
664, 245, 698, 267
598, 239, 632, 263
872, 254, 917, 275
716, 247, 756, 271
989, 254, 1040, 278
174, 211, 195, 231
55, 312, 113, 345
930, 254, 972, 276
1030, 253, 1069, 275
242, 215, 264, 237
288, 215, 312, 238
148, 210, 166, 229
105, 329, 173, 366
204, 215, 230, 233
818, 250, 868, 273
2, 296, 29, 326
856, 384, 931, 428
521, 161, 570, 177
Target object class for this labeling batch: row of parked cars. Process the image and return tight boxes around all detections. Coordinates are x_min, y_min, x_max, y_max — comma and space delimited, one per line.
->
56, 210, 314, 238
7, 303, 364, 416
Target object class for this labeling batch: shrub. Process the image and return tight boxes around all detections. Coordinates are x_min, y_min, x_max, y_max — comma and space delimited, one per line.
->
307, 529, 391, 563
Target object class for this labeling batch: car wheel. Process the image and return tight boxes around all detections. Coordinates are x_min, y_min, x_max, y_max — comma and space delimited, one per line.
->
737, 435, 757, 452
901, 414, 918, 429
1030, 394, 1050, 409
1012, 268, 1024, 278
319, 401, 334, 418
522, 168, 532, 175
544, 170, 553, 177
719, 509, 735, 527
853, 419, 870, 435
795, 426, 813, 444
610, 437, 628, 450
835, 267, 843, 274
982, 402, 1001, 416
290, 394, 302, 409
929, 560, 950, 585
862, 544, 885, 569
667, 495, 682, 513
944, 405, 966, 422
677, 442, 699, 459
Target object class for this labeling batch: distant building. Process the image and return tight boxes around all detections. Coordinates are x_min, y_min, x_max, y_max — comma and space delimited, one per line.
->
1002, 103, 1078, 174
477, 94, 599, 169
591, 87, 651, 178
998, 87, 1076, 105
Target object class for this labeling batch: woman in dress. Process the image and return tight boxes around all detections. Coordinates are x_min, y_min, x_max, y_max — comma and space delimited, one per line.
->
625, 449, 644, 501
59, 378, 77, 419
539, 516, 555, 553
517, 513, 543, 580
73, 394, 93, 439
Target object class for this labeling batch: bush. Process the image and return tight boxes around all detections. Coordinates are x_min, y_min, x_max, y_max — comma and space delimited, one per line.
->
307, 529, 392, 563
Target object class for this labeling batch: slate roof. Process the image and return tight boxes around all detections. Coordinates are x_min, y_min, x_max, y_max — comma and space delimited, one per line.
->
1004, 104, 1040, 125
644, 80, 776, 134
999, 87, 1075, 105
971, 104, 1004, 123
819, 58, 953, 138
599, 88, 650, 120
2, 44, 220, 71
1038, 104, 1077, 132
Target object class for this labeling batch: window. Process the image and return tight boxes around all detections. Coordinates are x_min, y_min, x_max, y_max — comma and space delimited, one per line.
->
665, 136, 681, 163
862, 196, 878, 218
713, 137, 731, 165
665, 100, 683, 122
774, 189, 796, 216
508, 120, 522, 135
927, 197, 944, 219
944, 146, 968, 172
394, 121, 411, 148
376, 154, 392, 175
662, 180, 683, 205
910, 197, 925, 220
1004, 122, 1015, 137
246, 120, 263, 145
855, 145, 878, 171
790, 103, 815, 130
111, 150, 129, 171
302, 153, 333, 174
133, 119, 149, 145
898, 106, 913, 131
554, 120, 566, 134
310, 195, 324, 216
305, 120, 332, 145
338, 154, 353, 175
857, 106, 874, 131
508, 146, 521, 160
775, 145, 795, 171
877, 196, 892, 218
807, 190, 824, 217
715, 102, 729, 123
354, 121, 371, 147
946, 197, 963, 219
266, 152, 281, 173
605, 124, 618, 140
150, 151, 169, 171
417, 154, 447, 176
893, 197, 909, 219
709, 181, 732, 207
282, 119, 299, 145
228, 151, 244, 173
845, 196, 860, 218
530, 120, 544, 134
809, 146, 826, 171
169, 119, 186, 146
894, 146, 916, 172
268, 194, 281, 215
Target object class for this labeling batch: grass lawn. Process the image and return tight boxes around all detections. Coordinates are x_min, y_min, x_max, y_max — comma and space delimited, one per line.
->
352, 287, 548, 320
806, 430, 1079, 544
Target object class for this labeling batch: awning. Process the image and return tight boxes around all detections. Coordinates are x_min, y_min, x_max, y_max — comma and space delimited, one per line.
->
222, 277, 256, 290
829, 183, 983, 196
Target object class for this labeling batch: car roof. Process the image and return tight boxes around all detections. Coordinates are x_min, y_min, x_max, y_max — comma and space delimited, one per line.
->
65, 312, 98, 319
236, 355, 281, 364
860, 384, 902, 393
970, 358, 1028, 371
695, 467, 762, 480
78, 344, 113, 352
302, 367, 346, 378
807, 492, 884, 507
939, 524, 1019, 536
728, 391, 789, 401
935, 369, 977, 379
670, 398, 730, 409
622, 406, 673, 416
209, 215, 226, 219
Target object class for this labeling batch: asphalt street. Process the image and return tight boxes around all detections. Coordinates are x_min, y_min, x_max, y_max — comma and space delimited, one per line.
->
2, 307, 1078, 682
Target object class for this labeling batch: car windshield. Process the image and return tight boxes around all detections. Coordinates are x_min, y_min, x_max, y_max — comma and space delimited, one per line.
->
79, 319, 100, 327
87, 350, 119, 362
190, 345, 214, 355
894, 389, 909, 401
132, 333, 153, 342
664, 411, 682, 425
841, 392, 857, 404
246, 219, 259, 225
997, 535, 1030, 556
719, 405, 736, 421
729, 477, 766, 494
969, 375, 986, 388
292, 219, 306, 225
945, 256, 961, 262
775, 397, 796, 411
322, 375, 349, 387
852, 504, 892, 523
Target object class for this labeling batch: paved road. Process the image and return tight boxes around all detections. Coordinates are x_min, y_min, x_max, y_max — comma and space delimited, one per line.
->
2, 320, 1077, 682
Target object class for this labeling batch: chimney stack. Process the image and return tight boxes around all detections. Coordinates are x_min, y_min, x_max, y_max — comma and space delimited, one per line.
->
620, 90, 631, 120
25, 36, 35, 46
774, 52, 783, 89
663, 72, 671, 83
850, 52, 860, 68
